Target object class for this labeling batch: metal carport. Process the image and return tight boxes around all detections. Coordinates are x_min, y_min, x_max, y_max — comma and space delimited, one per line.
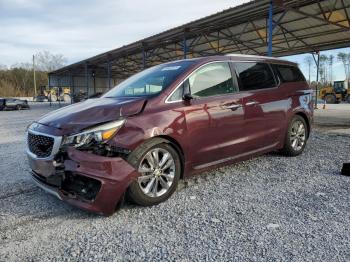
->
49, 0, 350, 98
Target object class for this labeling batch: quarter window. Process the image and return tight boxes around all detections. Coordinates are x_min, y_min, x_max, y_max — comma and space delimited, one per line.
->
189, 62, 236, 97
235, 62, 276, 91
168, 85, 184, 102
273, 64, 306, 83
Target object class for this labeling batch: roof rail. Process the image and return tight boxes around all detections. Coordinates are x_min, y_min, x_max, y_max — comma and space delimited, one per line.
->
225, 54, 282, 60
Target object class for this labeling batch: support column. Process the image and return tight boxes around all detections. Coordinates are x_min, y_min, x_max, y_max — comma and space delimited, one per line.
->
313, 51, 320, 109
58, 76, 61, 107
85, 62, 89, 97
183, 33, 187, 59
268, 0, 274, 56
107, 59, 112, 89
48, 74, 51, 107
92, 71, 96, 95
70, 73, 74, 104
48, 74, 51, 89
142, 43, 146, 69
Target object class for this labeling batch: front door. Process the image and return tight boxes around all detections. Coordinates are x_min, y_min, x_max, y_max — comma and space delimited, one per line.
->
181, 61, 246, 168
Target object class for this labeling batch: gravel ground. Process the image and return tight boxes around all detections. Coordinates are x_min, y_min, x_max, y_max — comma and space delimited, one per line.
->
0, 103, 350, 261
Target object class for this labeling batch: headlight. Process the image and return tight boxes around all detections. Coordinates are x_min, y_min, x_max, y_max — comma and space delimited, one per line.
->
62, 119, 125, 147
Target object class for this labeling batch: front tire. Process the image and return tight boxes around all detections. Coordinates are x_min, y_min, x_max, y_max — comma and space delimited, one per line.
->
126, 141, 181, 206
281, 115, 308, 156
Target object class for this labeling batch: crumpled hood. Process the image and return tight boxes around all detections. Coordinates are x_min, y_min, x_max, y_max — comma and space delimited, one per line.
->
38, 97, 146, 134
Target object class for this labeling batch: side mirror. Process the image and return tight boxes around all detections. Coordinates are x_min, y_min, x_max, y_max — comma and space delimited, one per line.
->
183, 93, 193, 101
182, 79, 193, 101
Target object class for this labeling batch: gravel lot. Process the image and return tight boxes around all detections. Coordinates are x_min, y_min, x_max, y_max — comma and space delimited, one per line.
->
0, 103, 349, 261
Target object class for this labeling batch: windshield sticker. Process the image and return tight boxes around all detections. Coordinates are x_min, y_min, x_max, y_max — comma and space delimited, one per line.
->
161, 66, 181, 71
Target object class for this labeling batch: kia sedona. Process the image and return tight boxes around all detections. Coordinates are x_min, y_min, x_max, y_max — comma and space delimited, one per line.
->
26, 54, 313, 215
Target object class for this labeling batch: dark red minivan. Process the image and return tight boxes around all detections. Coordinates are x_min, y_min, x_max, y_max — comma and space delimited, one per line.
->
26, 54, 313, 215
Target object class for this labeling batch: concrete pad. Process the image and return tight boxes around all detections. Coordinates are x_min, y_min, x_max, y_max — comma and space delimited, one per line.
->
314, 105, 350, 127
316, 103, 350, 111
326, 128, 350, 137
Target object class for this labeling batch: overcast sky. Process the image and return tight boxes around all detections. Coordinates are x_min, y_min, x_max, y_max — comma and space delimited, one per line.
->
0, 0, 249, 66
1, 0, 349, 81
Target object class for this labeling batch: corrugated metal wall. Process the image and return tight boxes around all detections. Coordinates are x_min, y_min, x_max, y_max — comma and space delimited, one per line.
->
48, 75, 123, 95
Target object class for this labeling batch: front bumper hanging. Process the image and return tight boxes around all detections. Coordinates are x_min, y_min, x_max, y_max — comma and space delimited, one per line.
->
28, 147, 139, 216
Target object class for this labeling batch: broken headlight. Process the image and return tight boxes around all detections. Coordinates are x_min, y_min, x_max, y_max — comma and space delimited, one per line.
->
62, 119, 125, 148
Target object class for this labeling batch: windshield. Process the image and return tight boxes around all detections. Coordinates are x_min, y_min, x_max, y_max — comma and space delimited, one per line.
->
103, 60, 196, 98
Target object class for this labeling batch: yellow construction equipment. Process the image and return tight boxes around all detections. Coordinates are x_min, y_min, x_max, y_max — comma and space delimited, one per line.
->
318, 80, 350, 103
37, 86, 71, 102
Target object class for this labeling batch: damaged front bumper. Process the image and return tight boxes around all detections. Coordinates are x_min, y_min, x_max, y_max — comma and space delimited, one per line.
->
27, 147, 138, 216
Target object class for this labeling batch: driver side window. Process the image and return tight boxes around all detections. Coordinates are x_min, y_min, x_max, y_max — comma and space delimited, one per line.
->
167, 62, 236, 102
189, 62, 236, 97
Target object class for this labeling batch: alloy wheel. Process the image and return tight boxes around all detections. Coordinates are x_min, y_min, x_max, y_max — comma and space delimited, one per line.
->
137, 148, 176, 197
290, 120, 306, 151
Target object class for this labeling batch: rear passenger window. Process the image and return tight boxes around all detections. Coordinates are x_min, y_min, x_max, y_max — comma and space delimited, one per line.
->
189, 62, 236, 97
273, 64, 305, 83
235, 62, 276, 91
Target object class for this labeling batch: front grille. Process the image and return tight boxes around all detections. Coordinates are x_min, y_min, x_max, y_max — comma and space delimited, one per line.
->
31, 171, 47, 183
32, 171, 62, 187
28, 132, 54, 158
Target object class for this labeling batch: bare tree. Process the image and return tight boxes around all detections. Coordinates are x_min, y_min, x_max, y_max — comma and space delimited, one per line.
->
0, 64, 8, 70
35, 50, 67, 72
10, 63, 32, 95
337, 52, 349, 80
319, 55, 328, 85
328, 54, 334, 83
0, 51, 66, 97
0, 61, 49, 97
303, 56, 313, 84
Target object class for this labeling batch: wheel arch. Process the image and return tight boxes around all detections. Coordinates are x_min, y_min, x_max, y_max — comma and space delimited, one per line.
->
131, 135, 186, 179
294, 111, 310, 138
154, 135, 185, 179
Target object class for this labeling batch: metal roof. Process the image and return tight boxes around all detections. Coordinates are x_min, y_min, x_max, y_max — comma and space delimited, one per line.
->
50, 0, 350, 81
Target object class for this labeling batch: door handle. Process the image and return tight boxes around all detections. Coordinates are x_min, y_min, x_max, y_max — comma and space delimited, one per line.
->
223, 104, 242, 110
245, 101, 259, 106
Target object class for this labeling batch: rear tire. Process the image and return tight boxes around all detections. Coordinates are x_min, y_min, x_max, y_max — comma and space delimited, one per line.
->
281, 115, 308, 157
126, 140, 181, 206
324, 94, 336, 104
346, 95, 350, 103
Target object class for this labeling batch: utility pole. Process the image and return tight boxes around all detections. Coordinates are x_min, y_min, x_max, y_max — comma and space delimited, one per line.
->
33, 55, 37, 97
312, 51, 320, 109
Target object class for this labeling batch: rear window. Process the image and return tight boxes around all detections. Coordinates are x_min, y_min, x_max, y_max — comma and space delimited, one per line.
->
273, 64, 305, 83
235, 62, 276, 91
